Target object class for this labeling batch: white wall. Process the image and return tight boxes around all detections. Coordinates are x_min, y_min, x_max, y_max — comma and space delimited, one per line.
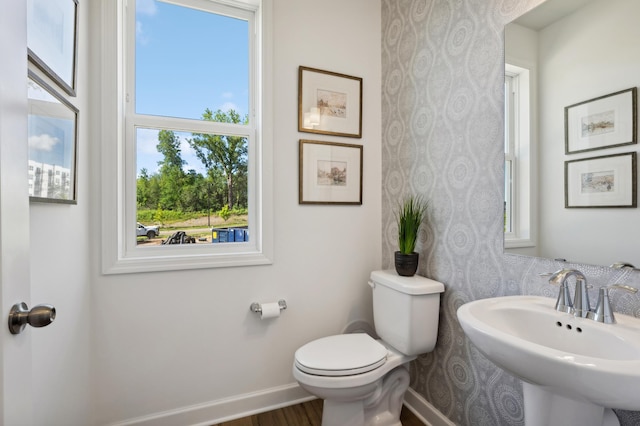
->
29, 0, 92, 424
537, 0, 640, 266
89, 1, 382, 424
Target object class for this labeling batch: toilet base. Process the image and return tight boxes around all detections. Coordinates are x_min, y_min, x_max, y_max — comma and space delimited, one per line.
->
320, 365, 410, 426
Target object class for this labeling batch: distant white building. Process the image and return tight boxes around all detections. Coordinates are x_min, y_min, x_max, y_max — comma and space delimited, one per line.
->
28, 160, 72, 199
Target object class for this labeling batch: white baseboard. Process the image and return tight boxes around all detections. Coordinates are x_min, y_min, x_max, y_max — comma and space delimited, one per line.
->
108, 383, 454, 426
403, 387, 455, 426
108, 383, 314, 426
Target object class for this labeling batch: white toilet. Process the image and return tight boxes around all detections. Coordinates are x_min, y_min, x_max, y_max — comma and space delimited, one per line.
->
293, 270, 444, 426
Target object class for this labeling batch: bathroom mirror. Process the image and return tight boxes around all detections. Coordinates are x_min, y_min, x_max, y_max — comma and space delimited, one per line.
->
504, 0, 640, 267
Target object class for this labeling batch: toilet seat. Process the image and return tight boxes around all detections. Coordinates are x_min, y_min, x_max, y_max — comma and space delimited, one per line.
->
294, 333, 388, 377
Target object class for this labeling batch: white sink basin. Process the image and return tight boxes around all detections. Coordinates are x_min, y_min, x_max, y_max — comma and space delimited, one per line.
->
457, 295, 640, 416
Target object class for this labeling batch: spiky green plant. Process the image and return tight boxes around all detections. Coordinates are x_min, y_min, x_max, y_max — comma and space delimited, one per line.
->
396, 196, 428, 255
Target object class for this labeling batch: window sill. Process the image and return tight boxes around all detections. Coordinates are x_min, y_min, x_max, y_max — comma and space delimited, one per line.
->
102, 247, 272, 275
505, 238, 535, 249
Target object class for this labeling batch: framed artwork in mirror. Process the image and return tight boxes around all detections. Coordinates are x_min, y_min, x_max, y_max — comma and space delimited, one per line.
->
565, 152, 636, 208
28, 72, 79, 204
299, 140, 363, 205
565, 88, 637, 154
27, 0, 79, 96
298, 66, 363, 138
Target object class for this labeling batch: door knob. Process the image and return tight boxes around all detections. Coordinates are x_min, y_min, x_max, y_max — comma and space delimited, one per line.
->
8, 302, 56, 334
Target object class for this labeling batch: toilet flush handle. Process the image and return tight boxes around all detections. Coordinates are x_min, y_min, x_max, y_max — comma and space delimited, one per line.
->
368, 280, 375, 289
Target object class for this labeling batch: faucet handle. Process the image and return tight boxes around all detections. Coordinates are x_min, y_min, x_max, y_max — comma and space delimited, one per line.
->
546, 269, 574, 314
573, 280, 593, 318
610, 262, 636, 269
590, 284, 638, 324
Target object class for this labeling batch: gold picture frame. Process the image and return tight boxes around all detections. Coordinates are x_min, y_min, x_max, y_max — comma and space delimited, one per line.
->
298, 66, 363, 138
299, 140, 363, 205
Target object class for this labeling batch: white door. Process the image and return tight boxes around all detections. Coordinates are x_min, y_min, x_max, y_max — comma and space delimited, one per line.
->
0, 0, 35, 424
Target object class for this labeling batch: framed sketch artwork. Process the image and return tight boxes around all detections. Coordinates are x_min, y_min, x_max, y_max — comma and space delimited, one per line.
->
565, 88, 637, 154
299, 140, 363, 205
298, 66, 363, 138
565, 152, 636, 208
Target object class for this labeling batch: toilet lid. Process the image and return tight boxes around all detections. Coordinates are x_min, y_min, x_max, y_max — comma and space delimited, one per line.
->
294, 334, 388, 377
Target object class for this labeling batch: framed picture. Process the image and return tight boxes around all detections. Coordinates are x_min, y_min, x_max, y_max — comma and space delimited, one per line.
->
299, 140, 363, 205
28, 71, 79, 204
27, 0, 79, 96
298, 66, 363, 138
565, 87, 637, 154
565, 152, 636, 208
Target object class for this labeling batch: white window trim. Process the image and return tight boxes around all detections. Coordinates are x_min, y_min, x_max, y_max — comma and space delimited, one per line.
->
97, 0, 273, 274
505, 73, 515, 236
504, 61, 536, 249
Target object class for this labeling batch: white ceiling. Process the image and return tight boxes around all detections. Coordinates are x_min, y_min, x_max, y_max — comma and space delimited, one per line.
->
513, 0, 594, 30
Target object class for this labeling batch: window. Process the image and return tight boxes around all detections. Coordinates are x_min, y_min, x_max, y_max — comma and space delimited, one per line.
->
504, 64, 534, 248
99, 0, 273, 273
505, 74, 514, 235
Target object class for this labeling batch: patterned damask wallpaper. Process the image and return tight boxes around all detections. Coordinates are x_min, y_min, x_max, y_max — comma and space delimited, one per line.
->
380, 0, 640, 424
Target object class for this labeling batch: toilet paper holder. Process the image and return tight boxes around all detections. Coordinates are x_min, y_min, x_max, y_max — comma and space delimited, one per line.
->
250, 299, 287, 314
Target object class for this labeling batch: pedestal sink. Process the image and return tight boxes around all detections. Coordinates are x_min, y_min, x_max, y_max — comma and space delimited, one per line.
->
457, 295, 640, 426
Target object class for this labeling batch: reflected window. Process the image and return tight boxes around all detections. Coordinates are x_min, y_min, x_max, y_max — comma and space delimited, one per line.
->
505, 64, 533, 247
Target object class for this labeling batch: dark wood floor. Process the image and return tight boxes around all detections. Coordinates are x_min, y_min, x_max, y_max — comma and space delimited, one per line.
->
214, 399, 424, 425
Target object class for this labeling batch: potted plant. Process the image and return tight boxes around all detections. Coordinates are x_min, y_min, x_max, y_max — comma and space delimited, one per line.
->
395, 195, 428, 277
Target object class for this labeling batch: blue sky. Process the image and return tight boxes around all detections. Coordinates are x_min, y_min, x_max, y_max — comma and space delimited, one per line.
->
27, 79, 75, 169
135, 0, 249, 175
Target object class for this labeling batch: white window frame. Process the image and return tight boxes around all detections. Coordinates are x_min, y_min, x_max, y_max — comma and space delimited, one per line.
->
98, 0, 273, 274
504, 73, 515, 236
504, 62, 536, 249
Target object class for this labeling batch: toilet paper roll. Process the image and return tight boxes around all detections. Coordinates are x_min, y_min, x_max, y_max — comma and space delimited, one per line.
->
260, 302, 281, 320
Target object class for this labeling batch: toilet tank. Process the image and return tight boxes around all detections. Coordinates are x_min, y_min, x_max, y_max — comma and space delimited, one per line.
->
369, 270, 445, 356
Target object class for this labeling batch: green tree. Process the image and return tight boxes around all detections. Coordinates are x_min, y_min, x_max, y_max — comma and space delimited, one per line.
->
232, 166, 248, 209
148, 175, 161, 209
206, 168, 228, 212
137, 168, 151, 208
136, 169, 162, 210
156, 130, 186, 210
157, 129, 185, 171
188, 109, 248, 209
218, 204, 231, 221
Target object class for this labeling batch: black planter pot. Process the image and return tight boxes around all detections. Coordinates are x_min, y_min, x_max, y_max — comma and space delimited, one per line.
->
394, 251, 419, 277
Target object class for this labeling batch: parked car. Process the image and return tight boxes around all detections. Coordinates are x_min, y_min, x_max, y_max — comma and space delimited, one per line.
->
137, 222, 160, 239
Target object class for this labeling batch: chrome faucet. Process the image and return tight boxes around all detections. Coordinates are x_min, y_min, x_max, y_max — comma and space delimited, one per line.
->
590, 284, 638, 324
545, 269, 639, 323
548, 268, 591, 318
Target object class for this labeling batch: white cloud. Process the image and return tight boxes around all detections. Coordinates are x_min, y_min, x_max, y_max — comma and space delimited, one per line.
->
180, 138, 195, 157
181, 136, 208, 174
136, 0, 158, 16
220, 102, 239, 113
29, 134, 59, 151
137, 128, 160, 155
221, 91, 234, 99
136, 21, 150, 45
